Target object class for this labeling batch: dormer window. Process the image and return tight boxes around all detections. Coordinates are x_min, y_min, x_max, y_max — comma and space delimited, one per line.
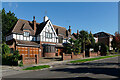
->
24, 32, 30, 36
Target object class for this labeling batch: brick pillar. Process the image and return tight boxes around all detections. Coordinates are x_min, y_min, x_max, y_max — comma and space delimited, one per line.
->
97, 51, 100, 56
62, 53, 65, 60
35, 54, 39, 64
89, 51, 91, 57
22, 55, 25, 65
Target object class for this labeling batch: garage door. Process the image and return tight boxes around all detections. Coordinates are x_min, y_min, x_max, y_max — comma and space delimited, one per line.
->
17, 47, 39, 57
29, 47, 39, 57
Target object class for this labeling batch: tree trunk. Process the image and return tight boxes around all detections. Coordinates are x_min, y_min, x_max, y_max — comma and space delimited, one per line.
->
83, 42, 85, 53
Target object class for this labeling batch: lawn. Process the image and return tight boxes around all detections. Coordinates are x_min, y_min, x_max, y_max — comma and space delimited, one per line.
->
70, 55, 120, 63
23, 65, 50, 70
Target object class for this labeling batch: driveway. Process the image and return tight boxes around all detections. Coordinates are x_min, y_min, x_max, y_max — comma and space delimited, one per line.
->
2, 56, 120, 80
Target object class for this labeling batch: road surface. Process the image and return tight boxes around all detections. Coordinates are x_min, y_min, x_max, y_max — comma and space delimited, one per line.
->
2, 56, 120, 80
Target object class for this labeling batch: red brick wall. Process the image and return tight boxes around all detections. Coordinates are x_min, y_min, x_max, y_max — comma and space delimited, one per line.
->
62, 53, 72, 60
44, 53, 56, 57
22, 54, 39, 65
71, 53, 83, 59
89, 51, 100, 57
62, 53, 84, 60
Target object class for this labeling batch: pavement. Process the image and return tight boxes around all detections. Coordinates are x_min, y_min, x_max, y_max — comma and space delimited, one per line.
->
2, 56, 120, 80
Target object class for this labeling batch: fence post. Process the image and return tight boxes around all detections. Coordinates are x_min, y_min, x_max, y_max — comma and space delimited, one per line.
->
35, 54, 39, 64
22, 55, 25, 65
62, 53, 65, 60
71, 52, 74, 59
89, 51, 91, 57
97, 51, 100, 56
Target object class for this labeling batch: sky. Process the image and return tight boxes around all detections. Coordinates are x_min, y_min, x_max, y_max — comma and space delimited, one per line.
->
2, 2, 118, 35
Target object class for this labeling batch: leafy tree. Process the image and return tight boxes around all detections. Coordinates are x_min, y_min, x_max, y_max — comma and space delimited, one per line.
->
100, 43, 108, 56
63, 38, 81, 54
89, 31, 95, 48
2, 8, 18, 42
114, 32, 120, 49
79, 30, 90, 53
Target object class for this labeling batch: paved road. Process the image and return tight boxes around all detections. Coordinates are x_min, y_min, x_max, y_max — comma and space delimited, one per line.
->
2, 56, 120, 80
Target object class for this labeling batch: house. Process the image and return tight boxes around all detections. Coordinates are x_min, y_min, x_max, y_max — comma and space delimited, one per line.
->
72, 30, 98, 43
94, 32, 113, 50
72, 30, 79, 39
6, 16, 75, 58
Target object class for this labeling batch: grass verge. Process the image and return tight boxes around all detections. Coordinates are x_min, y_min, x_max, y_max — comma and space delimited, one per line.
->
70, 55, 120, 63
23, 65, 50, 70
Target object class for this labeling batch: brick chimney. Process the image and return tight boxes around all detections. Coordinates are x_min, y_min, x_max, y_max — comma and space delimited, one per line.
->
77, 30, 79, 35
68, 26, 71, 35
33, 16, 36, 35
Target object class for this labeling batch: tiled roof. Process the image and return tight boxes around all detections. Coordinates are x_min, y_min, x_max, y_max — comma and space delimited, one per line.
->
12, 19, 34, 35
9, 18, 76, 40
94, 32, 113, 37
53, 25, 76, 40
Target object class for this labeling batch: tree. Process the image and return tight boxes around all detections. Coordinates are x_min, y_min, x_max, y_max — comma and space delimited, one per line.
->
79, 30, 90, 53
63, 38, 81, 54
89, 31, 95, 48
114, 32, 120, 49
2, 8, 18, 42
2, 43, 10, 54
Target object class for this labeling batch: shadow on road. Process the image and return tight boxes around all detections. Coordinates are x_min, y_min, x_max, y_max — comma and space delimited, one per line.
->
66, 62, 120, 66
2, 77, 120, 80
50, 62, 120, 79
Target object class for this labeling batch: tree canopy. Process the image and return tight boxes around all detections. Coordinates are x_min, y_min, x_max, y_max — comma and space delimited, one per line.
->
2, 8, 18, 42
112, 32, 120, 49
63, 30, 95, 54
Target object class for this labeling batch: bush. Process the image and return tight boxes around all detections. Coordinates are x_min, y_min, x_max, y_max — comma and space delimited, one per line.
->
2, 50, 20, 66
111, 50, 118, 54
2, 44, 10, 54
18, 60, 23, 67
100, 43, 107, 53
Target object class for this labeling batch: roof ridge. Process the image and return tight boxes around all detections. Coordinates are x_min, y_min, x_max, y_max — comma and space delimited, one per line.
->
18, 19, 40, 24
53, 25, 67, 29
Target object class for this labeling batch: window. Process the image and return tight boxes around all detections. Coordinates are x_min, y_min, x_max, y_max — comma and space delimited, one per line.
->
45, 32, 52, 39
33, 37, 36, 41
45, 45, 55, 53
24, 32, 30, 36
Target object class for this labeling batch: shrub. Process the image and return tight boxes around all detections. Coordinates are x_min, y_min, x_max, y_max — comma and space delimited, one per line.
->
18, 60, 23, 67
2, 44, 10, 54
100, 43, 107, 53
2, 50, 20, 66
